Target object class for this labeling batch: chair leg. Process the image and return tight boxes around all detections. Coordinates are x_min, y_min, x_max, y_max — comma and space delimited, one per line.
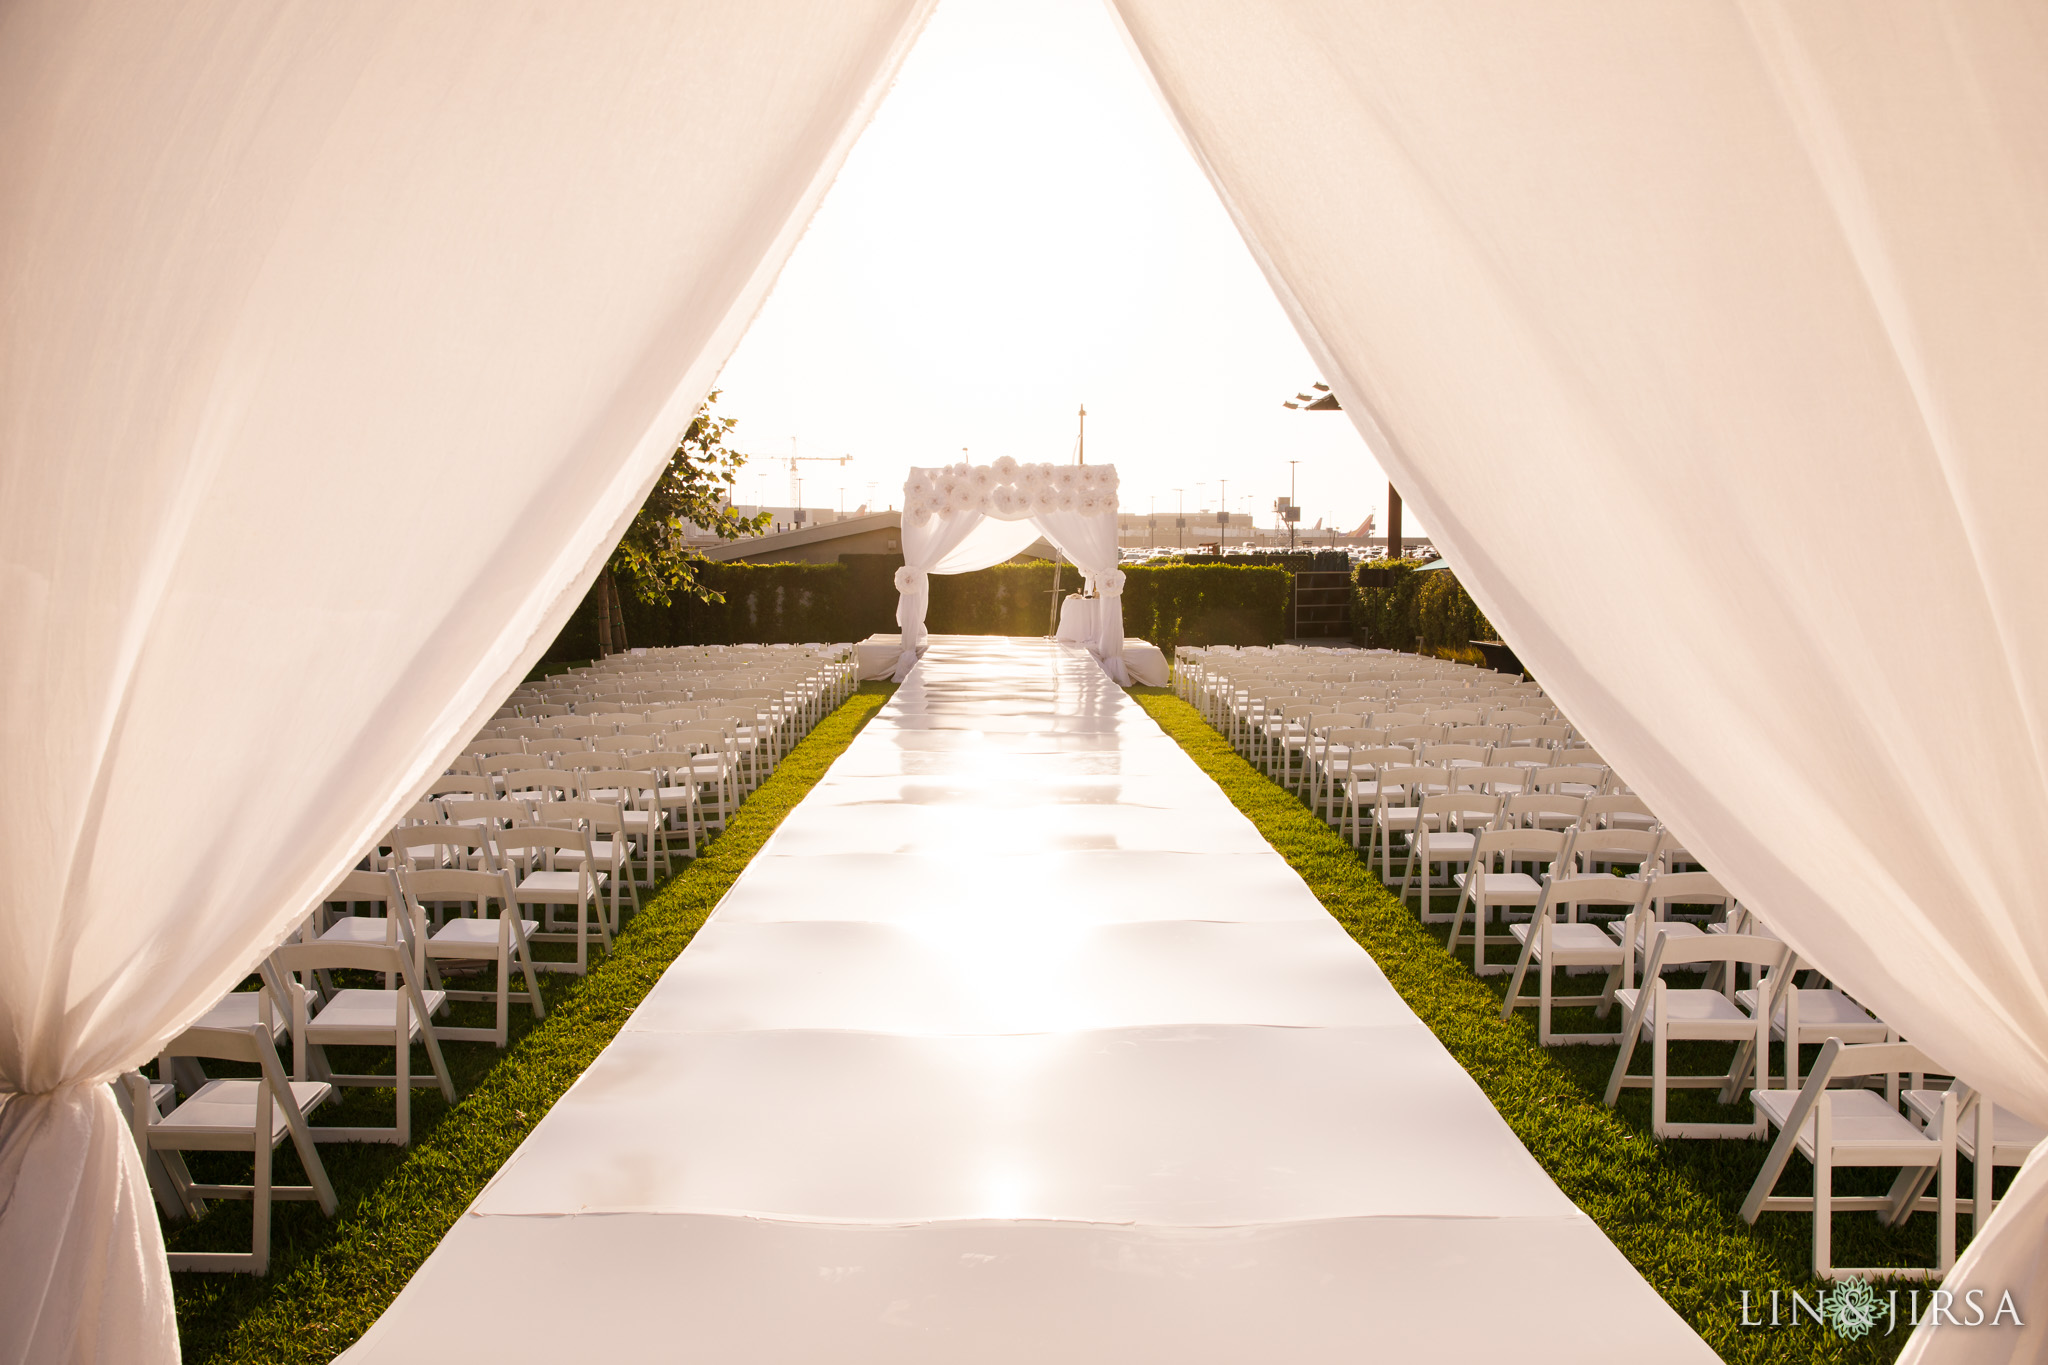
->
396, 1025, 411, 1147
252, 1137, 273, 1276
1814, 1099, 1832, 1278
1651, 1023, 1668, 1138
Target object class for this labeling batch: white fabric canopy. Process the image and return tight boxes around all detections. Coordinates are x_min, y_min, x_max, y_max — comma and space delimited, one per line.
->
0, 2, 934, 1359
893, 461, 1131, 683
1111, 2, 2048, 1358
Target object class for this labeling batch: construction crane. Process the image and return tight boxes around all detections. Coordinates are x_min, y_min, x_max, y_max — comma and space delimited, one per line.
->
781, 439, 851, 522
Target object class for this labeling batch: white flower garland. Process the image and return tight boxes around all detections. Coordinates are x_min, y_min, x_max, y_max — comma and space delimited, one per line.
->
904, 460, 1120, 525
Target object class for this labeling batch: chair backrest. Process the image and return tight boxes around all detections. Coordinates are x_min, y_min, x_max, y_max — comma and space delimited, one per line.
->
326, 868, 401, 908
1429, 707, 1483, 726
501, 768, 575, 801
1536, 872, 1652, 917
1503, 792, 1587, 829
543, 798, 626, 834
1470, 826, 1573, 866
428, 773, 496, 800
1422, 742, 1493, 767
555, 718, 614, 739
1556, 745, 1605, 767
1531, 764, 1608, 793
1453, 765, 1529, 796
556, 750, 627, 772
478, 753, 535, 777
1507, 723, 1569, 746
1572, 827, 1666, 872
399, 866, 518, 917
591, 734, 654, 754
496, 823, 594, 862
1444, 725, 1507, 746
527, 739, 591, 760
388, 823, 495, 871
1646, 870, 1733, 918
1416, 791, 1503, 828
1585, 793, 1655, 827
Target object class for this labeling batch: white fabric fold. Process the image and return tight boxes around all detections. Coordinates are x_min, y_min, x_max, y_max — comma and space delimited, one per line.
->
1111, 3, 2048, 1357
0, 1, 936, 1358
1035, 511, 1130, 685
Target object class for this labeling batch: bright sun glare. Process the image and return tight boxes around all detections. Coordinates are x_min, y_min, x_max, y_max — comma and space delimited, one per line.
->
713, 0, 1408, 537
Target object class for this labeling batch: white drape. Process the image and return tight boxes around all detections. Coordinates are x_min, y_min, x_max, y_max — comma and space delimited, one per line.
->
0, 2, 934, 1360
1034, 512, 1131, 685
1112, 2, 2048, 1358
891, 462, 1124, 681
892, 518, 1042, 679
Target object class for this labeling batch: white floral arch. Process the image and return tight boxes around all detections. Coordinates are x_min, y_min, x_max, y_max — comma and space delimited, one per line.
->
893, 458, 1130, 683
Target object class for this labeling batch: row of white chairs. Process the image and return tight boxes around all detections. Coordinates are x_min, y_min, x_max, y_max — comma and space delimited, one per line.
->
124, 647, 862, 1274
1180, 646, 2046, 1283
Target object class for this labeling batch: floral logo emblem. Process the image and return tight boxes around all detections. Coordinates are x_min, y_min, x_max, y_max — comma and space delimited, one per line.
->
1826, 1279, 1881, 1341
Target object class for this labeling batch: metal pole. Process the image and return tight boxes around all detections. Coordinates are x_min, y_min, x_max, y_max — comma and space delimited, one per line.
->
1048, 550, 1064, 637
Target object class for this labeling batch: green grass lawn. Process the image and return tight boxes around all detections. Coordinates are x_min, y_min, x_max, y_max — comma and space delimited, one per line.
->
169, 683, 895, 1364
1131, 686, 1967, 1364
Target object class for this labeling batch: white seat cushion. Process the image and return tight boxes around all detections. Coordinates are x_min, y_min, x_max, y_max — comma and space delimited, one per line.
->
306, 987, 448, 1041
517, 869, 604, 899
1902, 1091, 2048, 1161
190, 986, 310, 1041
1754, 1087, 1939, 1159
320, 916, 399, 946
1733, 987, 1885, 1039
152, 1078, 333, 1144
1617, 986, 1751, 1030
1510, 921, 1620, 958
1453, 871, 1543, 900
429, 917, 540, 953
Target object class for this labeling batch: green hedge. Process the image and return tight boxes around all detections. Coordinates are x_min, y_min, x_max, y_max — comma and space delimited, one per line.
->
546, 560, 1292, 659
1353, 559, 1495, 656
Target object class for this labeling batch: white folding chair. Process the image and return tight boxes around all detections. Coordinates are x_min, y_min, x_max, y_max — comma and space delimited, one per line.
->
1742, 1039, 1957, 1282
125, 1024, 337, 1273
499, 824, 611, 974
268, 942, 454, 1146
401, 867, 543, 1047
1501, 872, 1650, 1045
1897, 1084, 2048, 1237
1444, 826, 1573, 975
1603, 932, 1787, 1139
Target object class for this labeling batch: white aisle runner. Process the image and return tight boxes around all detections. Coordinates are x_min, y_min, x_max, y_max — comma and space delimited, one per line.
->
345, 638, 1713, 1363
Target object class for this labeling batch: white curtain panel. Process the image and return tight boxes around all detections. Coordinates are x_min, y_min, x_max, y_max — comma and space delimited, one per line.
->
1034, 510, 1131, 685
892, 514, 1037, 679
893, 462, 1124, 680
1111, 2, 2048, 1357
0, 2, 934, 1360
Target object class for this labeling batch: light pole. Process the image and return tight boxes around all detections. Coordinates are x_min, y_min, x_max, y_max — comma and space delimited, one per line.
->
1217, 478, 1229, 553
1173, 488, 1185, 548
1288, 460, 1300, 551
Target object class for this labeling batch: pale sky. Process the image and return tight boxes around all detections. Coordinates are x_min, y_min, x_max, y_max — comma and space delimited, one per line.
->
712, 0, 1412, 537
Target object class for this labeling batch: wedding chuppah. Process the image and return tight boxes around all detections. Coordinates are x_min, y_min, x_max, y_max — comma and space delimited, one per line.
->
340, 637, 1711, 1363
889, 459, 1134, 682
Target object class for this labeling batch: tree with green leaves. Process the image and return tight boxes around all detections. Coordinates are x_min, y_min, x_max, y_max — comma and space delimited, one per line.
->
591, 390, 770, 655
